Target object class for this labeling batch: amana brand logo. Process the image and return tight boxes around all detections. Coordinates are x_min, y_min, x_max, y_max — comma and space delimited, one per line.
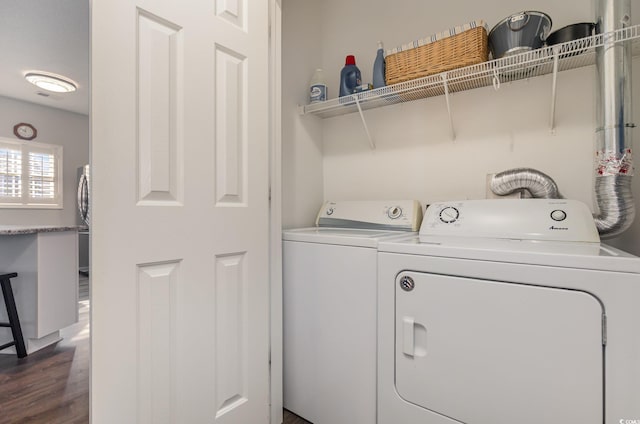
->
549, 225, 569, 231
620, 419, 640, 424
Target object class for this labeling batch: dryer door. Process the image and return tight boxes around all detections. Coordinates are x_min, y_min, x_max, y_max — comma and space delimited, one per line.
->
395, 272, 603, 424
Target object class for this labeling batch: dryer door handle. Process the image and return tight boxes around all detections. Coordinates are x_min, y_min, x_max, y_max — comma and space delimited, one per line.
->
402, 316, 415, 357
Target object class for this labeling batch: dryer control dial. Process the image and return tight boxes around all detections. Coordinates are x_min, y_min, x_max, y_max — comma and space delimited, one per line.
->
439, 206, 460, 224
550, 209, 567, 221
388, 206, 403, 219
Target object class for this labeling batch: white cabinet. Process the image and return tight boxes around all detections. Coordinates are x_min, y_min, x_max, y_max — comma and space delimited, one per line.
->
0, 229, 79, 354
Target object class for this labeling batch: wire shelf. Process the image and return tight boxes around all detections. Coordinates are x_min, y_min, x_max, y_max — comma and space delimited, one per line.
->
302, 24, 640, 119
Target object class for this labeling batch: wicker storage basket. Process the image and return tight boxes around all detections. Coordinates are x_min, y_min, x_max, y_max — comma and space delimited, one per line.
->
385, 26, 489, 85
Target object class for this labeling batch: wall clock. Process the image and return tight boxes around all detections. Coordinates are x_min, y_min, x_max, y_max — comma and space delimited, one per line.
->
13, 123, 38, 140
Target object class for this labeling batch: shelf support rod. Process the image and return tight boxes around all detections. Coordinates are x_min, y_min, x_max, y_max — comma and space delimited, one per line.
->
441, 73, 456, 140
353, 94, 376, 149
549, 46, 560, 132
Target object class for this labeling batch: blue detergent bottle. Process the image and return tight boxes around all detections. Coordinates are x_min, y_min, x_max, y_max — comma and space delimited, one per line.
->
339, 55, 362, 97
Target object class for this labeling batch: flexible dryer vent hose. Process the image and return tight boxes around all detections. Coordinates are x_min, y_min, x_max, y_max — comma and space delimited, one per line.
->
490, 168, 562, 199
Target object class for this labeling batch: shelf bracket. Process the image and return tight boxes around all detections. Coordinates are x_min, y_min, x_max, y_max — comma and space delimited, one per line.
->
549, 46, 560, 133
353, 94, 376, 149
441, 73, 456, 140
492, 67, 501, 91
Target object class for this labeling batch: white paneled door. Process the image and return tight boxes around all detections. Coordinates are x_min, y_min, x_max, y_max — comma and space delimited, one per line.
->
91, 0, 270, 423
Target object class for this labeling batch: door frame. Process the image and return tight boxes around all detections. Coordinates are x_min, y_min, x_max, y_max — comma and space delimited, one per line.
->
268, 0, 283, 423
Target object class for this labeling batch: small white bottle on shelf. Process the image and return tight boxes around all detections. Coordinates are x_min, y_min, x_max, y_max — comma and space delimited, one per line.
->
309, 68, 327, 103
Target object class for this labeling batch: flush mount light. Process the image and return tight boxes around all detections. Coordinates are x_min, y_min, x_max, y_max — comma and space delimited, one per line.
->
25, 72, 77, 93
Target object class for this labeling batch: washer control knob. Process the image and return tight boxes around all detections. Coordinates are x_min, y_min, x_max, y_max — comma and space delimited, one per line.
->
439, 206, 460, 224
388, 206, 403, 219
326, 207, 334, 216
550, 209, 567, 221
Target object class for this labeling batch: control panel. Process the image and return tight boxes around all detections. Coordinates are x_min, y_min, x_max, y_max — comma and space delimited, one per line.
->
316, 200, 423, 231
420, 199, 600, 243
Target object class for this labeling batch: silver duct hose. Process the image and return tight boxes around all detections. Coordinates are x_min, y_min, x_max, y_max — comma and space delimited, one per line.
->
491, 168, 562, 199
594, 174, 635, 235
594, 0, 635, 238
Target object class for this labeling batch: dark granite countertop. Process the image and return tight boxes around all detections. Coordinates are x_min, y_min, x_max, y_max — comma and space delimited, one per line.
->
0, 225, 87, 235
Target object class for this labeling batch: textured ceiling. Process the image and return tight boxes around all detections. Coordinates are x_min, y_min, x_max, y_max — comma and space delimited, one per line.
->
0, 0, 89, 115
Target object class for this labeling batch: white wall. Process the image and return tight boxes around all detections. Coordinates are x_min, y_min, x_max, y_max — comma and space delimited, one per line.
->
0, 96, 89, 226
281, 0, 325, 228
282, 0, 640, 255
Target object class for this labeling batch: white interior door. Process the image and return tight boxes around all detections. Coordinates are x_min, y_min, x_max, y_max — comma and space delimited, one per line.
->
91, 0, 270, 422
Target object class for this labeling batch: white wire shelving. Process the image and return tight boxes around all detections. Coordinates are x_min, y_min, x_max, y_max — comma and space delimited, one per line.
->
299, 24, 640, 149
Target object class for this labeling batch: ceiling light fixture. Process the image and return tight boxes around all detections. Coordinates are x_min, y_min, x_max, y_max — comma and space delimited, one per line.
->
25, 72, 77, 93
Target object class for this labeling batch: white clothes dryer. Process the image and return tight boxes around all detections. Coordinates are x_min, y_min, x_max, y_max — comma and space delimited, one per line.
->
377, 199, 640, 424
283, 200, 422, 424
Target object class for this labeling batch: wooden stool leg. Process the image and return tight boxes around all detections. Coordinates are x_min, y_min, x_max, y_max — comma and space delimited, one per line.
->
1, 276, 27, 358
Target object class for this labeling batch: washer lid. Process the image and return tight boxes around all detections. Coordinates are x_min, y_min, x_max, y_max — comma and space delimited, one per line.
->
378, 235, 640, 273
283, 227, 412, 248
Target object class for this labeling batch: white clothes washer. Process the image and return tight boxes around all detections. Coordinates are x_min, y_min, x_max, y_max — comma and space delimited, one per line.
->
283, 200, 422, 424
377, 199, 640, 424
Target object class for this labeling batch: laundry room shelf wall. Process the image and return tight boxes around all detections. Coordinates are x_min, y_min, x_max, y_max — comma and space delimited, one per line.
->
300, 25, 640, 120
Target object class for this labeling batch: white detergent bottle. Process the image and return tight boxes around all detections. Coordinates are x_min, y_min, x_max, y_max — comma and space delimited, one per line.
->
309, 68, 327, 103
372, 41, 386, 88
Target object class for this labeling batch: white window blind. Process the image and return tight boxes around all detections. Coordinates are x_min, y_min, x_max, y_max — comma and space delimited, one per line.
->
0, 137, 63, 208
0, 147, 22, 199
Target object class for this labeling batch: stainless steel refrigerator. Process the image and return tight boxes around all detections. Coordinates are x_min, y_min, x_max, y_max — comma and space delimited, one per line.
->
77, 164, 90, 226
77, 165, 90, 275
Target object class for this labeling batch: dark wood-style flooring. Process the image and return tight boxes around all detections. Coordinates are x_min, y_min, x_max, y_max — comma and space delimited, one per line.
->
0, 276, 311, 423
0, 297, 90, 423
284, 410, 312, 424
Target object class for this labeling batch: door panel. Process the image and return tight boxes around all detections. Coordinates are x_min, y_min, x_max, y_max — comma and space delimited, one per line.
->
214, 252, 248, 418
91, 0, 270, 422
215, 44, 246, 205
395, 272, 603, 424
137, 261, 179, 424
137, 8, 183, 205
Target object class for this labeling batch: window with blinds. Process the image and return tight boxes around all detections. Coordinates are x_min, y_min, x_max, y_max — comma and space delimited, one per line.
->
0, 138, 63, 208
